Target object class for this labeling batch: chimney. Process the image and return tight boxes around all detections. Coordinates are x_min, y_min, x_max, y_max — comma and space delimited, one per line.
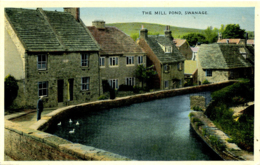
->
226, 39, 229, 44
165, 25, 173, 40
64, 8, 80, 22
92, 20, 105, 29
140, 25, 148, 40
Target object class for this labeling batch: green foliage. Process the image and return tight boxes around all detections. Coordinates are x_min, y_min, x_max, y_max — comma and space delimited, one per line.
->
195, 121, 204, 128
98, 95, 108, 100
202, 79, 210, 84
202, 128, 207, 136
191, 117, 201, 123
222, 24, 246, 39
226, 138, 235, 143
209, 135, 226, 151
184, 79, 193, 87
5, 74, 19, 108
188, 112, 195, 119
135, 65, 157, 88
182, 33, 206, 46
192, 106, 203, 111
130, 33, 139, 41
202, 26, 218, 43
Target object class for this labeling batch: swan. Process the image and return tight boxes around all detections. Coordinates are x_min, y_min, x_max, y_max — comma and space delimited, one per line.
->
69, 129, 75, 134
69, 119, 72, 123
76, 121, 80, 126
57, 122, 61, 126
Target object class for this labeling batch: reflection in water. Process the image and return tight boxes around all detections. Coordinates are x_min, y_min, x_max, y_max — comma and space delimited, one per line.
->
50, 92, 222, 160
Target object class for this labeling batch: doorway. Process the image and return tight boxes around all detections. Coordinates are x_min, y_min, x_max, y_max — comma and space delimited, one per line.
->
58, 79, 64, 102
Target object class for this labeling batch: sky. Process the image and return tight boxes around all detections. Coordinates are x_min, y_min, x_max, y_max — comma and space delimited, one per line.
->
42, 7, 255, 31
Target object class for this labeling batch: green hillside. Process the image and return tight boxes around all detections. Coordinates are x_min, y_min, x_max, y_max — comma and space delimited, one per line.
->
106, 22, 203, 38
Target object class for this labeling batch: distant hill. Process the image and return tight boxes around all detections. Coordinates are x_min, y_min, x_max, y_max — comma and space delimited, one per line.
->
106, 22, 204, 38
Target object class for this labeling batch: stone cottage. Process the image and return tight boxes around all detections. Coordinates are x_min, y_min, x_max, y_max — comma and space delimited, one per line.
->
87, 20, 146, 90
5, 8, 101, 108
137, 26, 185, 90
173, 39, 193, 60
197, 43, 254, 84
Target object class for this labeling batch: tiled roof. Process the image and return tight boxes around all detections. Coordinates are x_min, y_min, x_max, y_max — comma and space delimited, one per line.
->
87, 26, 144, 55
184, 60, 197, 75
247, 39, 254, 45
173, 39, 186, 47
190, 47, 199, 52
217, 39, 241, 44
5, 8, 99, 52
145, 35, 185, 63
198, 44, 253, 69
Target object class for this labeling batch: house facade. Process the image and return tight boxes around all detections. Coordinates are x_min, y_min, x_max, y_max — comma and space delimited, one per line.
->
197, 44, 254, 84
87, 20, 146, 90
173, 39, 193, 60
184, 60, 198, 85
137, 26, 185, 90
5, 8, 101, 109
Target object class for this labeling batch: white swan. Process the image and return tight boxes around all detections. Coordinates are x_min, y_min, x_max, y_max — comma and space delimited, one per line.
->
69, 119, 72, 123
57, 122, 61, 126
69, 129, 75, 134
76, 121, 80, 126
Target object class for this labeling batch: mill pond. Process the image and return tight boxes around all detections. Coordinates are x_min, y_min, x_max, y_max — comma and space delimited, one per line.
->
49, 92, 222, 160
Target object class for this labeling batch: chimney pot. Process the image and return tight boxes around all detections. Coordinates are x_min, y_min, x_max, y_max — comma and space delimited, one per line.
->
165, 25, 173, 40
64, 8, 80, 22
92, 20, 105, 29
140, 26, 148, 40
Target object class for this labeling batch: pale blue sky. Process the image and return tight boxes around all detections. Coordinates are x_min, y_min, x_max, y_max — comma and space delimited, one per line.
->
35, 7, 255, 31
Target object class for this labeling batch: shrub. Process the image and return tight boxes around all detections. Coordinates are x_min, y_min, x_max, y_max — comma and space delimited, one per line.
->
118, 84, 133, 91
98, 95, 108, 100
195, 121, 204, 128
192, 106, 203, 111
232, 96, 246, 104
133, 86, 141, 94
5, 74, 19, 108
188, 113, 195, 119
191, 117, 201, 123
202, 79, 210, 84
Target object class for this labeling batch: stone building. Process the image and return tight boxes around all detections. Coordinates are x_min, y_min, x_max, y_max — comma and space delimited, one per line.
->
173, 39, 193, 60
5, 8, 101, 109
197, 44, 254, 84
87, 21, 146, 90
137, 26, 185, 90
184, 60, 198, 85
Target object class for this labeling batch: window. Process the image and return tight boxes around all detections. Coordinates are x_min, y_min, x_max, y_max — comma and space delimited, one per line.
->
137, 56, 144, 65
164, 81, 169, 89
177, 62, 182, 70
125, 77, 135, 86
81, 54, 89, 66
81, 77, 90, 90
37, 54, 47, 70
100, 57, 105, 67
126, 56, 134, 65
38, 81, 48, 96
109, 57, 119, 66
108, 79, 118, 89
164, 64, 169, 72
205, 69, 212, 77
165, 46, 172, 53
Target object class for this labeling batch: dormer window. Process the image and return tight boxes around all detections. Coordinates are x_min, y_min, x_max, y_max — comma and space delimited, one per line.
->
239, 48, 247, 59
165, 46, 172, 53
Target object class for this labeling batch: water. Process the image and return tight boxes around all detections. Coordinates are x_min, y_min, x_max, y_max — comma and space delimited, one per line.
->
50, 92, 222, 160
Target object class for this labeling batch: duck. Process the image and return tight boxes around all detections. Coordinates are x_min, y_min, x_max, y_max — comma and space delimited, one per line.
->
69, 129, 75, 134
76, 121, 80, 126
57, 122, 61, 126
69, 119, 72, 123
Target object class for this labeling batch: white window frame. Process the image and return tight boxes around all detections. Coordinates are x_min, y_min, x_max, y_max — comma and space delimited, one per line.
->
108, 79, 119, 89
81, 53, 89, 67
38, 81, 48, 96
37, 54, 47, 70
81, 77, 90, 90
126, 56, 135, 65
165, 46, 172, 53
125, 77, 135, 86
109, 57, 119, 67
137, 56, 144, 65
205, 69, 212, 77
164, 80, 169, 89
100, 57, 105, 67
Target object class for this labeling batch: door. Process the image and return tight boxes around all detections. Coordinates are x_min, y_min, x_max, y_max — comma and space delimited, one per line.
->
58, 79, 64, 102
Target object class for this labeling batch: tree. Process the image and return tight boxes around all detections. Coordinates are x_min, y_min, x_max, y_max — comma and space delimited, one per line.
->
135, 65, 157, 88
5, 74, 19, 108
222, 24, 245, 39
182, 33, 206, 46
202, 26, 218, 43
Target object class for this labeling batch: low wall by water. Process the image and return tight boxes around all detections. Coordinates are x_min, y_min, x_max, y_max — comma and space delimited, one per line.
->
5, 81, 236, 160
189, 111, 253, 160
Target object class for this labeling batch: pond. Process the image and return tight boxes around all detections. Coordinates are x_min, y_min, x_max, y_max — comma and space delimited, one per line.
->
49, 92, 222, 160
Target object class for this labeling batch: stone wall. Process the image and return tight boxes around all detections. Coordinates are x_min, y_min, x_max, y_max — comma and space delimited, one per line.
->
5, 120, 130, 160
178, 42, 192, 60
190, 95, 206, 111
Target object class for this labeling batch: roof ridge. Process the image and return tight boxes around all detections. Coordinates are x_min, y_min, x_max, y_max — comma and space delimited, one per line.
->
37, 8, 67, 50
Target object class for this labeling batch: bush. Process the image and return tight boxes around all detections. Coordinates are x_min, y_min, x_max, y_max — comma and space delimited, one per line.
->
192, 106, 203, 111
5, 74, 19, 108
118, 84, 133, 91
133, 86, 141, 94
202, 79, 210, 84
98, 95, 108, 100
188, 113, 195, 119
